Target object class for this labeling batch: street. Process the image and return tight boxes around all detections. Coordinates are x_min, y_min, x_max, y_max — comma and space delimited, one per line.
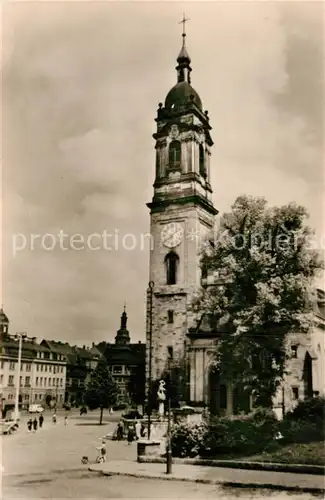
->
2, 410, 322, 499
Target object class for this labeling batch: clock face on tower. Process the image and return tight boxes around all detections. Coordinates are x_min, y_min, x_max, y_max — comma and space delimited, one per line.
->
161, 222, 183, 248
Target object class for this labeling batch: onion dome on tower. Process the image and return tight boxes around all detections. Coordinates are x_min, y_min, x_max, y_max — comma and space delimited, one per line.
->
164, 17, 202, 112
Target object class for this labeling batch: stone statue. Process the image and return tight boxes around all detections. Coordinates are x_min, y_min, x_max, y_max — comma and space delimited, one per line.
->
157, 380, 166, 418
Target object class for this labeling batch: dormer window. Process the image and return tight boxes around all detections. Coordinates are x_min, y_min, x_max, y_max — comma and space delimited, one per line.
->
169, 141, 181, 168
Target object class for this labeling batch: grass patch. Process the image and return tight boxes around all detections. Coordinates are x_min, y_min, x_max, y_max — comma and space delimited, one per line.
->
245, 441, 325, 466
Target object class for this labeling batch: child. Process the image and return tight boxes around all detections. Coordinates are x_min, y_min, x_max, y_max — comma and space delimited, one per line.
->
97, 440, 106, 462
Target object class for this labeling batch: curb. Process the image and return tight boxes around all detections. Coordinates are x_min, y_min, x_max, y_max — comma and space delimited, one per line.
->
138, 456, 325, 476
88, 467, 325, 494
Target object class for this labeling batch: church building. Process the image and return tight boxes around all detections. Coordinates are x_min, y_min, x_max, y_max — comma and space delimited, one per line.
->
146, 23, 324, 416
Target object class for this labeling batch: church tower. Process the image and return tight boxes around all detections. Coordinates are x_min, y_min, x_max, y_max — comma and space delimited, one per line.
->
146, 21, 218, 399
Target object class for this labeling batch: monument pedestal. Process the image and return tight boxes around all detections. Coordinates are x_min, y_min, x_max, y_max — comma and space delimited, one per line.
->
137, 440, 161, 460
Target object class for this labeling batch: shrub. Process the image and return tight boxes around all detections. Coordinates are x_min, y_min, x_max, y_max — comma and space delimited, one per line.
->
280, 418, 324, 444
203, 408, 279, 457
171, 421, 207, 458
285, 397, 325, 424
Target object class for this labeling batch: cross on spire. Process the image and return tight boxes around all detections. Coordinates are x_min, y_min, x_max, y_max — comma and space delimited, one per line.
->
179, 13, 190, 37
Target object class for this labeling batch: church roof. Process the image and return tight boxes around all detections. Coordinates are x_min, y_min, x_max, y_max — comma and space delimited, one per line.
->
165, 81, 202, 111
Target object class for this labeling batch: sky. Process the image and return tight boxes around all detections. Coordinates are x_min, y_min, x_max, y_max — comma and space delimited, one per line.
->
2, 0, 324, 345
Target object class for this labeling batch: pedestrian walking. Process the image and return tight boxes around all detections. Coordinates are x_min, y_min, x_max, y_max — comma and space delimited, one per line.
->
39, 414, 44, 428
27, 418, 32, 432
52, 413, 57, 424
33, 418, 38, 432
127, 426, 135, 445
117, 421, 123, 441
135, 420, 141, 440
64, 415, 68, 425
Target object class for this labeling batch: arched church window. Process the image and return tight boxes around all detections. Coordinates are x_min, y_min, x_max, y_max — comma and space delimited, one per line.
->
169, 141, 181, 168
199, 144, 206, 177
165, 252, 179, 285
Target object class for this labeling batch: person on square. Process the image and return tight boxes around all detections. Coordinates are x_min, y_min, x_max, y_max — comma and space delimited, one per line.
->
127, 425, 135, 445
52, 413, 57, 424
97, 440, 106, 462
33, 418, 38, 431
39, 414, 44, 428
27, 418, 32, 432
135, 420, 141, 440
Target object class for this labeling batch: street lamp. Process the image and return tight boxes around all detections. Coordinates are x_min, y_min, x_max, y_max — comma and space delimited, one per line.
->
147, 281, 154, 440
14, 332, 27, 422
166, 346, 173, 474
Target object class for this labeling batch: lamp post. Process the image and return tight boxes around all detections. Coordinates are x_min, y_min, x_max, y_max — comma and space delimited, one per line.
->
14, 332, 27, 422
147, 281, 154, 440
166, 347, 173, 474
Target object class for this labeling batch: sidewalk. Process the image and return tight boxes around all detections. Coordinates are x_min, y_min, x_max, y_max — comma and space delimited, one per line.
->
89, 460, 325, 493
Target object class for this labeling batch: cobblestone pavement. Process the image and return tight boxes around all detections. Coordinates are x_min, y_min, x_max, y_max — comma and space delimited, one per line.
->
2, 412, 322, 499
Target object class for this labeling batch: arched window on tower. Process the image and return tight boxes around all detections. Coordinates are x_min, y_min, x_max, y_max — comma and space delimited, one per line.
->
165, 252, 179, 285
169, 141, 181, 168
199, 144, 206, 177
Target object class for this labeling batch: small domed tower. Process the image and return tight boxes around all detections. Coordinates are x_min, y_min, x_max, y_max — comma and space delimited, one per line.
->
0, 307, 9, 336
115, 305, 130, 346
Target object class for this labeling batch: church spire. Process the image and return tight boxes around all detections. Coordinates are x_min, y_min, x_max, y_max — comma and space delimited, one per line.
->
121, 303, 127, 329
115, 304, 130, 345
176, 13, 191, 83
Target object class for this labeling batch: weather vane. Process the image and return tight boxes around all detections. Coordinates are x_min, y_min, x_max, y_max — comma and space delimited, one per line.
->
179, 13, 190, 37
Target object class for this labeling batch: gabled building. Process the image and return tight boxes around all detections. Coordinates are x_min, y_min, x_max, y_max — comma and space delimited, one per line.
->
40, 340, 103, 406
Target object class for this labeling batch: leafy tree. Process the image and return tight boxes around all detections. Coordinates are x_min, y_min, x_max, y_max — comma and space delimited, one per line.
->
194, 195, 323, 408
128, 362, 145, 410
84, 362, 119, 424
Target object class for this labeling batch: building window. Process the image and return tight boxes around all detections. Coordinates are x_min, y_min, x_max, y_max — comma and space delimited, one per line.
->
8, 375, 14, 386
291, 345, 298, 358
165, 252, 179, 285
168, 310, 174, 323
20, 376, 23, 386
1, 361, 4, 369
168, 140, 181, 168
26, 363, 31, 372
9, 361, 15, 370
24, 394, 29, 400
199, 144, 206, 177
25, 376, 30, 387
292, 387, 299, 400
36, 377, 39, 386
21, 363, 24, 371
53, 366, 56, 374
220, 384, 227, 409
36, 364, 39, 371
0, 374, 3, 384
60, 378, 63, 387
44, 365, 47, 372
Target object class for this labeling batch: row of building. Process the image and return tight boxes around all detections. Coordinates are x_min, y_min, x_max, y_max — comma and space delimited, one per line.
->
0, 306, 145, 416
